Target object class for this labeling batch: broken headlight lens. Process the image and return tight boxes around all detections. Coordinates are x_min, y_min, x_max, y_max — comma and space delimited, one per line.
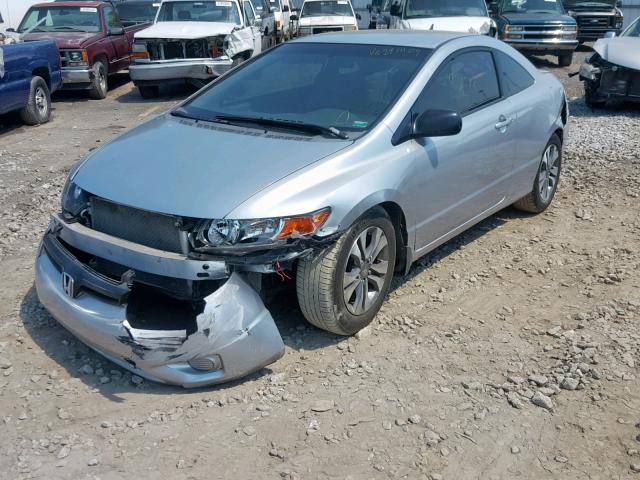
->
61, 180, 89, 217
194, 208, 331, 249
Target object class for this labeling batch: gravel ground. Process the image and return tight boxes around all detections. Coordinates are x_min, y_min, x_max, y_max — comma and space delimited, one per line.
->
0, 50, 639, 480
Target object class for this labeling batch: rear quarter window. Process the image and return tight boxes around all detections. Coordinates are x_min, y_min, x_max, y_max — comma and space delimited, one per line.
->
494, 50, 535, 97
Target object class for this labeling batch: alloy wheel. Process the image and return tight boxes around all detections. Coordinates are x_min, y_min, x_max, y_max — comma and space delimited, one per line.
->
343, 226, 390, 315
538, 143, 560, 203
35, 87, 47, 116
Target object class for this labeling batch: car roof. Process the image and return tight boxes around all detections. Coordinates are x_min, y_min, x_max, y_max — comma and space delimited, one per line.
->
44, 1, 105, 6
293, 30, 470, 49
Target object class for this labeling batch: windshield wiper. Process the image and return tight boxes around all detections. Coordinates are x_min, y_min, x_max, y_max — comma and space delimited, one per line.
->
216, 114, 350, 139
171, 109, 349, 139
52, 26, 88, 31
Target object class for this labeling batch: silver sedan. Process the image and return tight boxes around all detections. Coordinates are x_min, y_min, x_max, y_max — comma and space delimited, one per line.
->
36, 31, 568, 387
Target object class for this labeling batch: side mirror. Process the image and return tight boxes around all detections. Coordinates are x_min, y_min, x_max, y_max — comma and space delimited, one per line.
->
488, 2, 498, 14
604, 31, 616, 38
6, 28, 16, 32
290, 13, 298, 20
255, 16, 263, 26
283, 4, 289, 11
389, 3, 401, 16
616, 0, 623, 6
413, 109, 462, 138
356, 12, 361, 19
367, 3, 372, 10
109, 26, 124, 35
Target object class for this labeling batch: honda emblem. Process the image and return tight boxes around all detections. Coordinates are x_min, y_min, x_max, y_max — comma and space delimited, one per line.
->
62, 272, 75, 298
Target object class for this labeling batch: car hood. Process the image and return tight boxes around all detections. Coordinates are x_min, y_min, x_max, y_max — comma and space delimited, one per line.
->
135, 21, 237, 39
593, 37, 640, 70
298, 16, 355, 26
402, 16, 492, 34
499, 12, 575, 25
22, 31, 103, 48
73, 114, 352, 219
564, 0, 616, 8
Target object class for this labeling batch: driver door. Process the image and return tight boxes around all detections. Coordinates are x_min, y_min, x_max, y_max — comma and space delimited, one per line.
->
244, 1, 262, 55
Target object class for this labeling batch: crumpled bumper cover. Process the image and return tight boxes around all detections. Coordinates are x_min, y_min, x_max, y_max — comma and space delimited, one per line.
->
129, 58, 233, 83
35, 248, 285, 388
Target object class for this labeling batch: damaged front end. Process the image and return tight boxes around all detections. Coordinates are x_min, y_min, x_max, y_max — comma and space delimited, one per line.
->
34, 192, 336, 387
580, 53, 640, 106
129, 30, 253, 87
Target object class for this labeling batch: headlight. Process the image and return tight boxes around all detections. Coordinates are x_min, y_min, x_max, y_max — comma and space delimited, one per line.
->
298, 26, 312, 35
504, 25, 523, 33
66, 49, 88, 66
561, 25, 577, 32
61, 181, 89, 217
343, 24, 357, 31
193, 208, 331, 250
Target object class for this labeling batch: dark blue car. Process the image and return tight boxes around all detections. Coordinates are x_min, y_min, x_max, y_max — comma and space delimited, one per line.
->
0, 39, 63, 125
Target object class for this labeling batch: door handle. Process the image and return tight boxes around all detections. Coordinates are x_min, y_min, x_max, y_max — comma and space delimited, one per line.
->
495, 115, 513, 131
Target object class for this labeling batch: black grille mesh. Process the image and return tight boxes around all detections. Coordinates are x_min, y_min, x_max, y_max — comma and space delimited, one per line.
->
90, 197, 184, 253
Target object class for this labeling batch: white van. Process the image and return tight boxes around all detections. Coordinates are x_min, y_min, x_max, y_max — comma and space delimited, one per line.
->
389, 0, 496, 36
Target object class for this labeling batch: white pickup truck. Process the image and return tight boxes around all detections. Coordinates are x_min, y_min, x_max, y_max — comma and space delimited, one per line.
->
293, 0, 359, 36
130, 0, 264, 97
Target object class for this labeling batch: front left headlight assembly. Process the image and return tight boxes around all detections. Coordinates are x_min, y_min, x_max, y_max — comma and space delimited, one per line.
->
192, 207, 331, 251
61, 180, 89, 218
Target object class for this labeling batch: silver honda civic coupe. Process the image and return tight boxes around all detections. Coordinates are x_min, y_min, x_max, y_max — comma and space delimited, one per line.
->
36, 31, 568, 387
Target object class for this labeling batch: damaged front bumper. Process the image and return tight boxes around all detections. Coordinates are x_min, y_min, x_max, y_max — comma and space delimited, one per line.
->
34, 216, 286, 388
129, 57, 234, 85
580, 61, 640, 103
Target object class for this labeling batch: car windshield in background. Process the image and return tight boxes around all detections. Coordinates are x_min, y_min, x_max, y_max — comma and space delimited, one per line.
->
116, 3, 159, 25
500, 0, 563, 14
405, 0, 487, 18
18, 6, 101, 33
157, 1, 241, 23
622, 17, 639, 37
268, 0, 282, 11
179, 43, 430, 136
301, 0, 353, 17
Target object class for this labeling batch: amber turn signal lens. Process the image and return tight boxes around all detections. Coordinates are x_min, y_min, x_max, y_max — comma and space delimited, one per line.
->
133, 51, 150, 60
277, 208, 330, 240
82, 50, 89, 62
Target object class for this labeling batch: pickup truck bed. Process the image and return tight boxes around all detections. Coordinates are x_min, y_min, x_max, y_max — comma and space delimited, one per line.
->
0, 39, 62, 124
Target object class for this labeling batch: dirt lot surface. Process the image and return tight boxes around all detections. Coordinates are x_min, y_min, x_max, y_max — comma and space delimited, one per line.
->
0, 49, 639, 480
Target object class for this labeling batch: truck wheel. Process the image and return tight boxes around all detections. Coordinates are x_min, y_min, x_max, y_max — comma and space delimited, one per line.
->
88, 60, 108, 100
558, 53, 573, 67
296, 207, 396, 335
513, 134, 562, 214
138, 85, 160, 99
19, 76, 51, 125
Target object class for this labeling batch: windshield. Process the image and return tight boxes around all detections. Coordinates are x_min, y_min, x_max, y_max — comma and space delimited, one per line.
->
116, 3, 159, 24
180, 43, 430, 136
499, 0, 564, 14
301, 0, 354, 17
18, 6, 101, 33
157, 1, 241, 23
268, 0, 282, 11
622, 17, 640, 37
405, 0, 487, 18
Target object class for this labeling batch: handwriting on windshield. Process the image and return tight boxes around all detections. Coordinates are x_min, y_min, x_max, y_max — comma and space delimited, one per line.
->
369, 47, 422, 57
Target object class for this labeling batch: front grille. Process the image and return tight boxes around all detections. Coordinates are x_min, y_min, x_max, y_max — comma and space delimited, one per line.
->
578, 16, 611, 27
146, 38, 220, 60
518, 24, 568, 41
312, 26, 343, 34
90, 197, 185, 253
601, 68, 640, 98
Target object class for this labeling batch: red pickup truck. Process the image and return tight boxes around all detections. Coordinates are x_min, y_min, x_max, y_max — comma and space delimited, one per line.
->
17, 1, 149, 99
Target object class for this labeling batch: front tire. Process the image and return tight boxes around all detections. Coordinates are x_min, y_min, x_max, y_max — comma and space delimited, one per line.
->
19, 76, 51, 125
513, 134, 562, 214
297, 207, 396, 335
88, 60, 108, 100
558, 53, 573, 67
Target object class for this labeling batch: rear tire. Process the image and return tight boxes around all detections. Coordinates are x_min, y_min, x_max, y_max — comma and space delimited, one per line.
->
297, 207, 396, 335
19, 76, 51, 125
513, 134, 562, 214
88, 60, 108, 100
138, 85, 160, 99
558, 53, 573, 67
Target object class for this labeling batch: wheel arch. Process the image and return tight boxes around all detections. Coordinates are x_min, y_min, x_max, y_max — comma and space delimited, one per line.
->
31, 66, 51, 88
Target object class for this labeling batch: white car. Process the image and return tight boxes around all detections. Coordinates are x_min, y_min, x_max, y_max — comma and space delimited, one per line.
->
389, 0, 496, 36
268, 0, 292, 41
129, 0, 263, 98
294, 0, 359, 36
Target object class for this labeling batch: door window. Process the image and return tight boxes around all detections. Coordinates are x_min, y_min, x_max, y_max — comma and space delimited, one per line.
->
417, 50, 500, 115
104, 5, 123, 29
244, 1, 256, 24
493, 50, 534, 97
